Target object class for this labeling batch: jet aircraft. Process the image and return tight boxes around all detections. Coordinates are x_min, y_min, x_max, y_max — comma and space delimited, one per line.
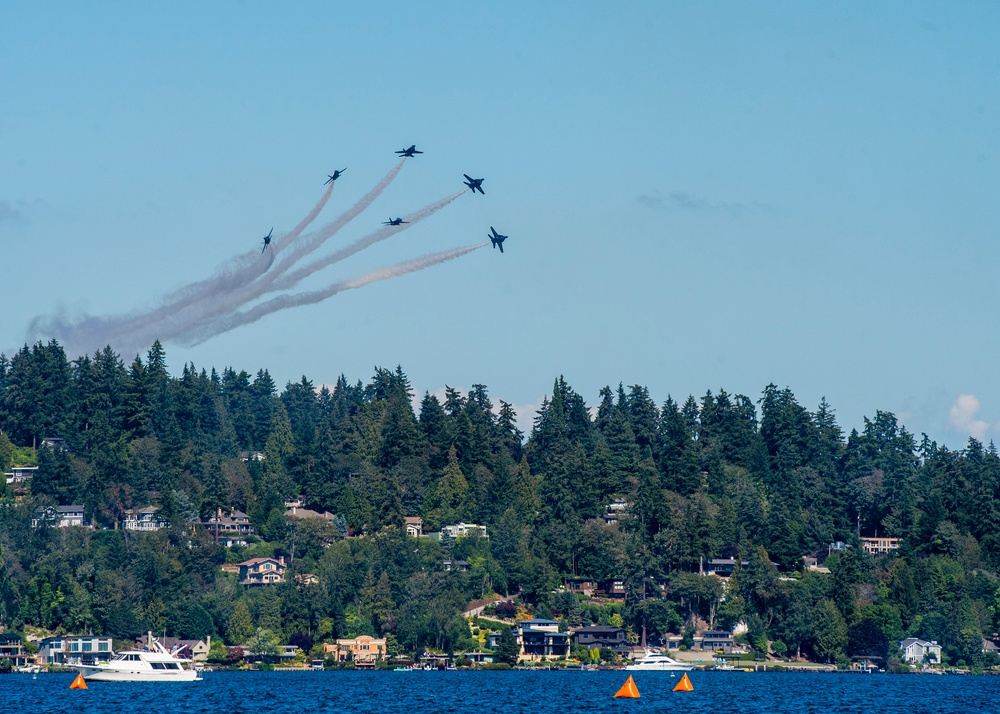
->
382, 217, 409, 226
488, 226, 507, 253
395, 145, 423, 157
261, 228, 273, 254
324, 168, 346, 185
463, 174, 485, 194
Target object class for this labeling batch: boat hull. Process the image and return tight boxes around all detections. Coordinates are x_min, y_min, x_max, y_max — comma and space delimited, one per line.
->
625, 663, 696, 671
78, 665, 201, 682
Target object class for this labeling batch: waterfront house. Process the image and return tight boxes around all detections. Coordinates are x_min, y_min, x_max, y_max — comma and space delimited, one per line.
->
900, 638, 941, 666
135, 633, 211, 661
572, 626, 628, 655
517, 619, 571, 659
0, 633, 31, 667
861, 537, 901, 557
325, 635, 386, 666
563, 576, 598, 597
38, 634, 113, 665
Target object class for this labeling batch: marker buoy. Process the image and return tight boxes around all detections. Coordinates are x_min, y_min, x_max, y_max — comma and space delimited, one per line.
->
672, 672, 694, 692
613, 674, 640, 698
70, 672, 88, 689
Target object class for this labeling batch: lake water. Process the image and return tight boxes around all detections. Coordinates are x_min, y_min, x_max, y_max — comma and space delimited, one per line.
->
3, 670, 998, 714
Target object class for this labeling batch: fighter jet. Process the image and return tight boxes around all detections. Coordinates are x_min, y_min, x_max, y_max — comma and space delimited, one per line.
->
395, 145, 423, 157
489, 226, 507, 253
261, 228, 273, 254
382, 217, 409, 226
324, 168, 346, 185
463, 174, 485, 194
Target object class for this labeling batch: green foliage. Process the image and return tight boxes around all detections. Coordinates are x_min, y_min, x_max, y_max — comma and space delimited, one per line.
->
495, 626, 519, 665
2, 343, 1000, 668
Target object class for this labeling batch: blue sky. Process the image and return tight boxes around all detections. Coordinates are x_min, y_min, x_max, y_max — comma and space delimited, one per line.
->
2, 2, 998, 446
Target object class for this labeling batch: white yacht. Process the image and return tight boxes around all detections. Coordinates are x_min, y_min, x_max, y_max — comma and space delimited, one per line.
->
76, 639, 202, 682
625, 650, 695, 672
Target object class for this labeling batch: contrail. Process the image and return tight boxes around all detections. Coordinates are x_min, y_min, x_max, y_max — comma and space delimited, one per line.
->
272, 190, 465, 291
143, 188, 462, 348
24, 158, 483, 358
91, 181, 337, 343
181, 243, 487, 346
25, 181, 337, 356
268, 160, 405, 277
27, 163, 406, 357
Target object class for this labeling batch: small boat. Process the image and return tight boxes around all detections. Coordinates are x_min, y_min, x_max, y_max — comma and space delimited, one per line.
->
625, 651, 695, 672
76, 639, 201, 682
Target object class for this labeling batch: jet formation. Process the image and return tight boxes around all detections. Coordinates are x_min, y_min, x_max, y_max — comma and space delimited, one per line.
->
256, 147, 508, 255
489, 227, 507, 253
463, 174, 485, 194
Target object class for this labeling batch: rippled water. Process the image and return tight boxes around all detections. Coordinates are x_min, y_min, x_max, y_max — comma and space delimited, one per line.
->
3, 670, 999, 714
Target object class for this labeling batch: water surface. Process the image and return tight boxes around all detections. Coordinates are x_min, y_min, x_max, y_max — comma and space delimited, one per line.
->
3, 670, 997, 714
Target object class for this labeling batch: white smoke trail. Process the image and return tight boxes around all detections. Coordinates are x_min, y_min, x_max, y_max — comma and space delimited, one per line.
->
139, 161, 409, 340
27, 162, 406, 357
84, 181, 337, 344
180, 243, 488, 346
272, 190, 465, 292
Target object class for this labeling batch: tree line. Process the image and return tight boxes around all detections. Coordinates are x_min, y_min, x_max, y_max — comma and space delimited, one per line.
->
1, 340, 999, 667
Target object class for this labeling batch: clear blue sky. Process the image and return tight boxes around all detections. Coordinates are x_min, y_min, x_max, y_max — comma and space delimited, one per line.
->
2, 2, 998, 446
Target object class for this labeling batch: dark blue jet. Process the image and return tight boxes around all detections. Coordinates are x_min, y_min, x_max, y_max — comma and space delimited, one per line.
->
395, 145, 423, 157
324, 168, 346, 185
489, 226, 507, 253
382, 217, 409, 226
261, 227, 273, 254
463, 174, 485, 194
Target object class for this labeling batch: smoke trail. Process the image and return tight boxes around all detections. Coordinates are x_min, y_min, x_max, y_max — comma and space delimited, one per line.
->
181, 243, 487, 346
269, 160, 405, 275
27, 163, 407, 358
139, 187, 462, 351
272, 190, 465, 291
81, 182, 338, 347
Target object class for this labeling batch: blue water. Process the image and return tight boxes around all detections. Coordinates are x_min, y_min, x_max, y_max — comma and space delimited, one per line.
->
2, 670, 998, 714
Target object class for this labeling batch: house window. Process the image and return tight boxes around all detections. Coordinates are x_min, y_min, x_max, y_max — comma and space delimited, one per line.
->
71, 642, 80, 651
99, 642, 108, 651
83, 642, 92, 652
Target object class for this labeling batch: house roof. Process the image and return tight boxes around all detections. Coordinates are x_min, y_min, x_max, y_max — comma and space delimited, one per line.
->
520, 618, 559, 625
238, 557, 284, 567
58, 505, 85, 513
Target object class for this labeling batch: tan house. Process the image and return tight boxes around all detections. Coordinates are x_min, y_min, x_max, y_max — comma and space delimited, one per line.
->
285, 506, 335, 522
325, 635, 386, 667
861, 537, 901, 556
201, 508, 254, 546
404, 516, 424, 538
237, 557, 286, 586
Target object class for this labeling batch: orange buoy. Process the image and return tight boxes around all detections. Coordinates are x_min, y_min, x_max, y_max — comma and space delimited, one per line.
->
613, 674, 640, 698
672, 672, 694, 692
69, 672, 88, 689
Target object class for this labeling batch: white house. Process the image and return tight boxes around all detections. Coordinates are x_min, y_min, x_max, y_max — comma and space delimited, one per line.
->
124, 506, 168, 531
32, 505, 86, 528
441, 522, 488, 539
38, 634, 113, 664
900, 638, 941, 666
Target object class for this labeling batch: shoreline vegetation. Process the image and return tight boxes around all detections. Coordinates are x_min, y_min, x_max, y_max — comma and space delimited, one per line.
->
2, 341, 1000, 675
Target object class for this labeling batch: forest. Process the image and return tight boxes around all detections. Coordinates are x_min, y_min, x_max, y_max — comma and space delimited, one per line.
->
1, 339, 1000, 668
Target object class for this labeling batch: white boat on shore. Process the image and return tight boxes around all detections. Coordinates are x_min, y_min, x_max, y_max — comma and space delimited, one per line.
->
76, 639, 202, 682
625, 651, 695, 672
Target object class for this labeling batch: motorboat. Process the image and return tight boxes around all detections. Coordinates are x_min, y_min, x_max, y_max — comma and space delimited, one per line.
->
76, 639, 201, 682
625, 650, 695, 671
